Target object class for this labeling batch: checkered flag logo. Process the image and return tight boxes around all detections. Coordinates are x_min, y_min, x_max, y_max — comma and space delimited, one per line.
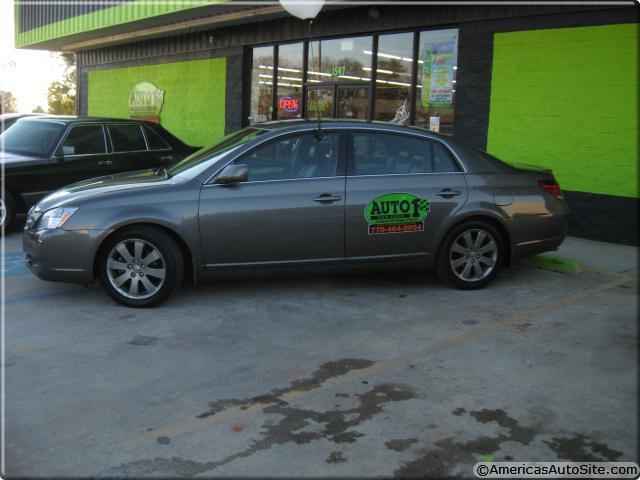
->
419, 198, 430, 214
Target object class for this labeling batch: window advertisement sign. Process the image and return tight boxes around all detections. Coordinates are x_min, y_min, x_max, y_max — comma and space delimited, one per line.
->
420, 29, 458, 109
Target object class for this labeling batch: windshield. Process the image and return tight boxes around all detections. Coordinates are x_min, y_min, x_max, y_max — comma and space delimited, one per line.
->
167, 127, 267, 176
0, 120, 65, 157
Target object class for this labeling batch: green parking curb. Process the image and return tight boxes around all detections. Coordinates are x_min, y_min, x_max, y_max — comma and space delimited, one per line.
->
519, 255, 582, 275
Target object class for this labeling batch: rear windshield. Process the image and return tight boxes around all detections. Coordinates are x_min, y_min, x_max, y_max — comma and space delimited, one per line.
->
0, 120, 65, 157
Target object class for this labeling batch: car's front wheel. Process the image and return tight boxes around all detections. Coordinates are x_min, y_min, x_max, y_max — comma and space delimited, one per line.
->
99, 226, 184, 307
436, 220, 504, 289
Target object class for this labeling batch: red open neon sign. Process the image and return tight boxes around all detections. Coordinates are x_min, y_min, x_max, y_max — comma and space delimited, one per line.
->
278, 96, 299, 112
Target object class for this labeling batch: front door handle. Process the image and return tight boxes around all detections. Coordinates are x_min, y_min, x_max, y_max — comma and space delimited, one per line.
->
160, 155, 174, 162
97, 160, 113, 166
313, 193, 342, 204
436, 188, 461, 198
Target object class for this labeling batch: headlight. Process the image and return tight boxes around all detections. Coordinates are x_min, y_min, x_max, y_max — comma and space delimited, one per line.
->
37, 207, 79, 230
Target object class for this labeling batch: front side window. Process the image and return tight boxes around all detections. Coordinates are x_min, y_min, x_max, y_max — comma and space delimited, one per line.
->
62, 125, 106, 155
351, 132, 458, 175
0, 120, 65, 157
234, 132, 340, 182
108, 124, 147, 152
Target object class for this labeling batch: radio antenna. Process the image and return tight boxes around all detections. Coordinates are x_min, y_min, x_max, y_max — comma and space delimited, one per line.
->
307, 19, 323, 140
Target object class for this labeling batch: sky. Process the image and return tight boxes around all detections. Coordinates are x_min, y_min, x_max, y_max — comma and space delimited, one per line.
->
0, 0, 67, 112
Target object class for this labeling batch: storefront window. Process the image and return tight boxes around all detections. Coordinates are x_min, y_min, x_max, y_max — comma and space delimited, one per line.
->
249, 28, 457, 132
250, 46, 274, 124
276, 43, 304, 120
308, 36, 372, 84
374, 32, 414, 124
415, 28, 458, 135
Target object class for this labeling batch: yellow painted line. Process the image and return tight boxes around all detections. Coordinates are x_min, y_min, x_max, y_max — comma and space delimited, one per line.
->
119, 273, 634, 452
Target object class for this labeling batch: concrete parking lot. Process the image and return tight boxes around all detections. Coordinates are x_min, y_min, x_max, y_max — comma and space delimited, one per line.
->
2, 227, 638, 478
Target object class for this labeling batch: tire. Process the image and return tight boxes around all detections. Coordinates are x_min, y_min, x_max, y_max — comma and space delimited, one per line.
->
1, 192, 16, 230
98, 226, 184, 307
436, 220, 504, 290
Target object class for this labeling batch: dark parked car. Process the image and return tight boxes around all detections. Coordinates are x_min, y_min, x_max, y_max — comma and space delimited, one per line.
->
1, 116, 199, 228
23, 120, 569, 307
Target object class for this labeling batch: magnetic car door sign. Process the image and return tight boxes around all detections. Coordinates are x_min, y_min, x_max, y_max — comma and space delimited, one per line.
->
365, 193, 430, 234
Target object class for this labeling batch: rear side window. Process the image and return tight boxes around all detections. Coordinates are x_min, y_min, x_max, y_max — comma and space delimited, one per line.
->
108, 124, 147, 152
351, 132, 459, 175
143, 125, 171, 150
62, 125, 106, 155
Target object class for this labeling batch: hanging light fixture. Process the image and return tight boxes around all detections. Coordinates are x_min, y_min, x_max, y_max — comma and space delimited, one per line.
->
278, 0, 325, 20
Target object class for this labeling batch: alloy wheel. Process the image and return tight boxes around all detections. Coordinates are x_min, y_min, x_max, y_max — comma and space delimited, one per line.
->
449, 228, 498, 282
106, 238, 166, 299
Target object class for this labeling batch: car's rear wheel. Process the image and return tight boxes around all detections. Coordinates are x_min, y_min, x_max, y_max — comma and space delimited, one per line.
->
436, 220, 503, 289
99, 226, 183, 307
1, 193, 16, 230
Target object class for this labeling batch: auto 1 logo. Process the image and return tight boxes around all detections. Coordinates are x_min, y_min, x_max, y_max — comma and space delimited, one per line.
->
365, 192, 430, 235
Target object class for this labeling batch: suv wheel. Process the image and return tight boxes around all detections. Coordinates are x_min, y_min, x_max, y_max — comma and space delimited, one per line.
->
99, 226, 184, 307
436, 220, 504, 289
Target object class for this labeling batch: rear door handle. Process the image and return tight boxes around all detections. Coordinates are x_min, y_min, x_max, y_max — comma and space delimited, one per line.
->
97, 160, 113, 166
436, 188, 461, 198
160, 155, 174, 162
313, 193, 342, 204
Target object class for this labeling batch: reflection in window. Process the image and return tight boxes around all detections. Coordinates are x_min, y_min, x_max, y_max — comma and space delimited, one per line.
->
63, 125, 106, 155
108, 124, 146, 152
308, 36, 372, 84
250, 46, 274, 124
374, 32, 414, 124
277, 43, 304, 120
415, 28, 458, 135
352, 132, 459, 175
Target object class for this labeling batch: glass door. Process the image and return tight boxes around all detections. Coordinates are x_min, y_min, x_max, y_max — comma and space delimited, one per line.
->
306, 87, 334, 119
306, 84, 369, 120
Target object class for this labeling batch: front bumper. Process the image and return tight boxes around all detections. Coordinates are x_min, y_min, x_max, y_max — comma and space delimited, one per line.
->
23, 228, 104, 284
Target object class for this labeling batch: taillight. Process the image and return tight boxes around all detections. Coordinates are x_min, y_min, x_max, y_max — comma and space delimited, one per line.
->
538, 179, 564, 200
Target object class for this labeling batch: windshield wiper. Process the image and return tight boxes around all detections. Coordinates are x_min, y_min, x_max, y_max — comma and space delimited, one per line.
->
154, 166, 172, 179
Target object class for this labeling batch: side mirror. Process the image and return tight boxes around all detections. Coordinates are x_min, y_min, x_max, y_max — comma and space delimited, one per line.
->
215, 164, 249, 185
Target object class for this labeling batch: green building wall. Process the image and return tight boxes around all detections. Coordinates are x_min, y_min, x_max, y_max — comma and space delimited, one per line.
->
487, 23, 638, 199
88, 57, 227, 147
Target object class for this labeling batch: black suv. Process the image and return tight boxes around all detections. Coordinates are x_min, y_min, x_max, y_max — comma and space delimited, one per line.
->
1, 116, 200, 228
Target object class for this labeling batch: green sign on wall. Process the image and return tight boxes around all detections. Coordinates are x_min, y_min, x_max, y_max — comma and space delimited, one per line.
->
88, 57, 227, 148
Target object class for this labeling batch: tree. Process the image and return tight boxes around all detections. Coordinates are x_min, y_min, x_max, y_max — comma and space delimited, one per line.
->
32, 105, 45, 113
1, 90, 18, 113
47, 52, 76, 115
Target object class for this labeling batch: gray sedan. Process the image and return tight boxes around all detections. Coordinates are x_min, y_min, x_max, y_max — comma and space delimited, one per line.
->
23, 121, 569, 307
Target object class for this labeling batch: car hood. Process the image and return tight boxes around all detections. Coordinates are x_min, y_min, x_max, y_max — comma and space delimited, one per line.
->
0, 150, 47, 166
35, 169, 178, 211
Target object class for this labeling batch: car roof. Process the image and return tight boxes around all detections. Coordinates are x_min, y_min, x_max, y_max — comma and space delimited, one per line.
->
17, 115, 144, 125
253, 119, 452, 140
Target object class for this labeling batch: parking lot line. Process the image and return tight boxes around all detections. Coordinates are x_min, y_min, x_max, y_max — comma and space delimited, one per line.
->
119, 271, 635, 452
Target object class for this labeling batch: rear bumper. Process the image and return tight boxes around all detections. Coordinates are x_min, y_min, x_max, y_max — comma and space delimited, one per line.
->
513, 235, 566, 259
23, 228, 103, 284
